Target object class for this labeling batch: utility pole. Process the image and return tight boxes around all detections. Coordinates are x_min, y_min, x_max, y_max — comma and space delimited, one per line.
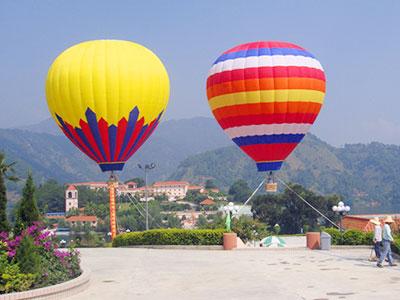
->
138, 163, 155, 230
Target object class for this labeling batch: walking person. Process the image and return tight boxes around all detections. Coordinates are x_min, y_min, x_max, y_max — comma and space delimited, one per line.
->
370, 217, 382, 261
377, 216, 398, 268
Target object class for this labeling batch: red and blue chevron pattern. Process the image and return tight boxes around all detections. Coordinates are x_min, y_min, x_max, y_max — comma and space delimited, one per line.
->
56, 107, 163, 171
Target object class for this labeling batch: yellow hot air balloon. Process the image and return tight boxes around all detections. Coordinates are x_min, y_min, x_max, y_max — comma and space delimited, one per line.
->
46, 40, 170, 172
46, 40, 169, 239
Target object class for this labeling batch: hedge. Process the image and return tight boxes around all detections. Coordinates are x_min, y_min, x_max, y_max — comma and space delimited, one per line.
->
112, 229, 227, 247
322, 228, 342, 245
322, 228, 399, 248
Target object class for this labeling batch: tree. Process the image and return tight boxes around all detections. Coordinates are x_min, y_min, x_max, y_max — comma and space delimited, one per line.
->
251, 183, 341, 234
205, 179, 217, 190
167, 213, 181, 228
228, 179, 252, 203
251, 194, 283, 228
35, 178, 64, 212
0, 151, 19, 233
14, 172, 40, 236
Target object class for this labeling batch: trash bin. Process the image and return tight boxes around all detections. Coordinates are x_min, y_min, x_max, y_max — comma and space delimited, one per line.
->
320, 231, 331, 250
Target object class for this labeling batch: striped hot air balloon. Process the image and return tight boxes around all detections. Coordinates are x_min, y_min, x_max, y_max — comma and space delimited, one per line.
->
206, 41, 326, 172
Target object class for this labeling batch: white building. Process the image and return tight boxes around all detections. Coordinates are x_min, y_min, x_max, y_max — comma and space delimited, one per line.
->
65, 185, 78, 213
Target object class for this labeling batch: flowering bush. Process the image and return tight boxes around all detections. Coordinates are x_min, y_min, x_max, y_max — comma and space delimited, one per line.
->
0, 222, 80, 294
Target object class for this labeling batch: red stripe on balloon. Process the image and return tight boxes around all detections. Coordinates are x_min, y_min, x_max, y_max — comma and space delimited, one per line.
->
120, 117, 145, 160
59, 124, 100, 163
240, 143, 299, 162
207, 66, 325, 88
124, 118, 158, 161
79, 120, 104, 162
98, 118, 111, 162
222, 41, 304, 55
114, 117, 128, 161
218, 113, 318, 129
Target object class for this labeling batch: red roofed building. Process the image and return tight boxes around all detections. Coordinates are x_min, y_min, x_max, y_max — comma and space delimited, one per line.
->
199, 199, 216, 205
65, 216, 98, 227
188, 185, 205, 193
153, 181, 190, 201
68, 182, 108, 190
342, 214, 400, 232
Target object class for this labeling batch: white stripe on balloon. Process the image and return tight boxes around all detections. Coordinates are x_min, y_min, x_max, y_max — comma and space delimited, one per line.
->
223, 123, 312, 139
209, 55, 323, 77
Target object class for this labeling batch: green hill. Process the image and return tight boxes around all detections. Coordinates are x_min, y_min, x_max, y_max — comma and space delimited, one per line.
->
170, 134, 400, 214
0, 117, 231, 189
2, 117, 400, 214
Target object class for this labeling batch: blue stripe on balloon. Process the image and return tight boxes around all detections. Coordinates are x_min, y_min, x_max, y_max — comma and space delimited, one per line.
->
121, 124, 148, 161
56, 114, 98, 162
124, 111, 163, 160
232, 134, 305, 147
85, 108, 107, 162
256, 161, 283, 172
108, 125, 117, 163
118, 107, 139, 161
99, 162, 125, 172
75, 128, 102, 162
124, 112, 162, 161
214, 48, 314, 65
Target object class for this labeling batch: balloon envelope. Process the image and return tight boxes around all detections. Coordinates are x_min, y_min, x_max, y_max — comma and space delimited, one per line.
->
206, 41, 326, 172
46, 40, 169, 172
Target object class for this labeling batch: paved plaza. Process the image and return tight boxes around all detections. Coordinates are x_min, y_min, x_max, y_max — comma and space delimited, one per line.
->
65, 245, 400, 300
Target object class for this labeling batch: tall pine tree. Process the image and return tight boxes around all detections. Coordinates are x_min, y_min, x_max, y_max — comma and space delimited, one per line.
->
14, 172, 39, 236
0, 151, 19, 233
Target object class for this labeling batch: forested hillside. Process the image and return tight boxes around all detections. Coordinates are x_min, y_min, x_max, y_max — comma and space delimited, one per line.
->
0, 117, 231, 191
171, 134, 400, 214
2, 117, 400, 214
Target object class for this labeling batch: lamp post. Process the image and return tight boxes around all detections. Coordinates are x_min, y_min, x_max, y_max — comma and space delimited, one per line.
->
332, 201, 351, 234
223, 202, 239, 231
138, 163, 155, 231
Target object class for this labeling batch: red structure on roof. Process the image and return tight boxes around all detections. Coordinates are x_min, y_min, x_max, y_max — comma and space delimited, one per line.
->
199, 199, 216, 205
342, 214, 400, 232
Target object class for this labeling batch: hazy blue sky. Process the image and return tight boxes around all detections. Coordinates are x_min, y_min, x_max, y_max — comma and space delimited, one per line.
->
1, 1, 399, 146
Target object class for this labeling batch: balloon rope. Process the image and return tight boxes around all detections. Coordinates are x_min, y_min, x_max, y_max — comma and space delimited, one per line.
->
275, 175, 339, 229
126, 194, 164, 229
236, 176, 268, 215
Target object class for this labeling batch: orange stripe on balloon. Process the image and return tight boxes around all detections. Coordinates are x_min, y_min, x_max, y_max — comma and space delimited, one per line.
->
207, 77, 325, 99
212, 102, 322, 121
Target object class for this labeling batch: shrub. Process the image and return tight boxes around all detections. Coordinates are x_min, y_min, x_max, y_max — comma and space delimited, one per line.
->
343, 229, 365, 245
364, 231, 374, 245
323, 228, 342, 245
14, 235, 41, 275
393, 237, 400, 255
0, 222, 81, 293
113, 229, 227, 247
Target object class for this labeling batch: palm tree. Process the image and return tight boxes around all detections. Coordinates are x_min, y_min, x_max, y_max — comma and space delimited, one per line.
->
0, 151, 19, 233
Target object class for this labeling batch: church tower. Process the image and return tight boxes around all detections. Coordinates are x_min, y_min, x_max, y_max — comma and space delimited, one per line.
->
65, 185, 78, 213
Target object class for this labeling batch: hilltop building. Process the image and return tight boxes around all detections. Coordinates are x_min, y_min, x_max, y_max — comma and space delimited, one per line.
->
67, 180, 220, 202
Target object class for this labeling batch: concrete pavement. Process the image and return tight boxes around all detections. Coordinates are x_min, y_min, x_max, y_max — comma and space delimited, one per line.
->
65, 246, 400, 300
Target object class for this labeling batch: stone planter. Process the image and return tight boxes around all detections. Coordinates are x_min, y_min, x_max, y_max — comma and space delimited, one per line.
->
223, 232, 237, 250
